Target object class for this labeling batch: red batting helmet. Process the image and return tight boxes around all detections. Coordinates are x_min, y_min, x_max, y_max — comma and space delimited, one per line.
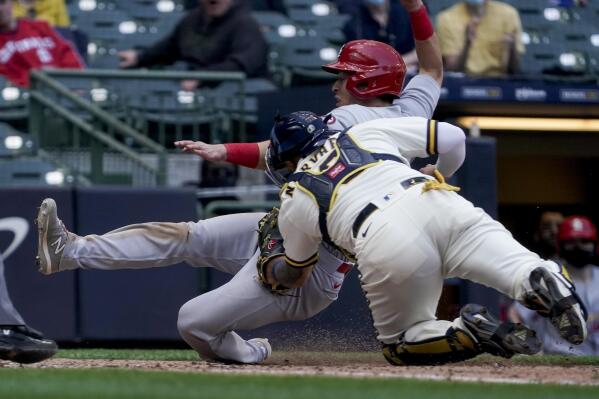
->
558, 216, 598, 242
321, 40, 407, 100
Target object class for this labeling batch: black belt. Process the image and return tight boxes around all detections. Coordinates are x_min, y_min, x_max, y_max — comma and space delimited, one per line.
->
351, 176, 431, 238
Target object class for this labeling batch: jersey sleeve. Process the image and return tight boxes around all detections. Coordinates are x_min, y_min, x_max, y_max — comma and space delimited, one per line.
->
393, 74, 440, 119
278, 183, 321, 268
357, 116, 434, 159
38, 21, 85, 68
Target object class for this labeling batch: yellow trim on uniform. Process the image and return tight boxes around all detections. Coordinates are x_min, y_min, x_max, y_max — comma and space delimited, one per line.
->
294, 182, 319, 207
403, 330, 477, 354
285, 252, 319, 268
279, 182, 289, 198
346, 131, 370, 152
404, 339, 452, 354
561, 264, 573, 284
427, 120, 438, 155
329, 162, 382, 211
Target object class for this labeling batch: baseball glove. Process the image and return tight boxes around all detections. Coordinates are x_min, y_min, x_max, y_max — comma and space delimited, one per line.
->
256, 208, 290, 295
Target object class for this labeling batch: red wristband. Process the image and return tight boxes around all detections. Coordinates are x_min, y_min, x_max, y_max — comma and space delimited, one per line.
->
409, 5, 434, 41
224, 142, 260, 169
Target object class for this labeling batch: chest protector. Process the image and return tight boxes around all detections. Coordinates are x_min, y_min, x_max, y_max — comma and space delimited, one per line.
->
289, 132, 403, 257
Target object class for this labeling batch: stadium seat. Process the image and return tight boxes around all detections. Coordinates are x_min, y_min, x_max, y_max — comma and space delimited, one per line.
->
211, 78, 278, 124
253, 11, 298, 46
0, 76, 28, 121
272, 36, 338, 86
0, 158, 57, 186
0, 123, 34, 158
74, 9, 134, 41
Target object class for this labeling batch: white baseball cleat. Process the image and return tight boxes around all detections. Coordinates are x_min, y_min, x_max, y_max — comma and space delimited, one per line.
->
36, 198, 71, 275
248, 338, 272, 363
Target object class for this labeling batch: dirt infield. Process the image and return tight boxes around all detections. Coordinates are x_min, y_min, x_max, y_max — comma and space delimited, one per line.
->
4, 353, 599, 386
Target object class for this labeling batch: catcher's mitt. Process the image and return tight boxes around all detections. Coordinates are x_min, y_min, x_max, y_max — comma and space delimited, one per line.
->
256, 208, 290, 295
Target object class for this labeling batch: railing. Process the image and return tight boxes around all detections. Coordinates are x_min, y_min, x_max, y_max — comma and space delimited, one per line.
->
195, 185, 279, 218
28, 68, 247, 186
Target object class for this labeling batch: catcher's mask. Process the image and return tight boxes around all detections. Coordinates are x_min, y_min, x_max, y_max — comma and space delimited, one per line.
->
265, 111, 333, 186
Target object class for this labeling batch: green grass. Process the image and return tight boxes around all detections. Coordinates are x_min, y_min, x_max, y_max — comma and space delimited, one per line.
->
56, 349, 200, 361
54, 349, 599, 366
0, 368, 597, 399
2, 350, 598, 399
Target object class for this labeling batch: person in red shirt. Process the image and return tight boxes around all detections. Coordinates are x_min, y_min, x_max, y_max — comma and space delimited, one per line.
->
0, 0, 83, 87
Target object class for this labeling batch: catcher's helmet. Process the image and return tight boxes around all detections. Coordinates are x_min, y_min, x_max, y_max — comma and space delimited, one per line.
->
322, 40, 407, 100
558, 216, 598, 242
266, 111, 332, 186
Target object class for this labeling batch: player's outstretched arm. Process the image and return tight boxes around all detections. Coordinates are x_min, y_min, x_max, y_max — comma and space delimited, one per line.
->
175, 140, 270, 169
400, 0, 443, 86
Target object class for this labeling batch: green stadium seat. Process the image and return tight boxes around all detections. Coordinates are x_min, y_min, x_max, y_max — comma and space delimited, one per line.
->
0, 123, 34, 158
272, 36, 338, 86
253, 11, 297, 46
0, 158, 57, 186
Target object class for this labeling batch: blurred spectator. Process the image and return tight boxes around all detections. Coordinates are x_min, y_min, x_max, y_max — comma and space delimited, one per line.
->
550, 0, 587, 7
184, 0, 197, 10
0, 0, 84, 87
335, 0, 360, 14
12, 0, 70, 28
343, 0, 418, 73
510, 216, 599, 355
0, 253, 57, 364
250, 0, 287, 14
118, 0, 269, 91
533, 211, 564, 259
436, 0, 524, 76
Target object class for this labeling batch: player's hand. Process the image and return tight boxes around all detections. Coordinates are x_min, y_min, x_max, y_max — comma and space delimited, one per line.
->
118, 50, 138, 68
399, 0, 424, 12
466, 18, 480, 43
181, 79, 200, 91
419, 164, 436, 176
503, 32, 517, 48
174, 140, 227, 161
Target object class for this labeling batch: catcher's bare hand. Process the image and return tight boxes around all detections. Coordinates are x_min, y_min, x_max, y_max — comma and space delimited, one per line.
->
399, 0, 424, 12
174, 140, 227, 161
419, 164, 436, 176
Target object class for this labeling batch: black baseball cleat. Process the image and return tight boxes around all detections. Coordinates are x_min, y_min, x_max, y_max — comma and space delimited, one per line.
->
460, 304, 541, 358
0, 325, 58, 364
522, 266, 587, 345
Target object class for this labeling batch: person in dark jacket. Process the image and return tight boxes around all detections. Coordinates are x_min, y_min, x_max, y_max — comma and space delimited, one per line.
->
118, 0, 268, 89
343, 0, 418, 73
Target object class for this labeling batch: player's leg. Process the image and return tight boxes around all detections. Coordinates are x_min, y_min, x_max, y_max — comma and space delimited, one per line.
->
354, 195, 539, 366
0, 255, 25, 326
36, 198, 262, 275
0, 255, 57, 363
438, 191, 587, 345
177, 253, 286, 364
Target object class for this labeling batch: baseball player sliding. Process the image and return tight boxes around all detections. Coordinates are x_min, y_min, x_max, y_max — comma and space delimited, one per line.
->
263, 110, 587, 365
36, 1, 444, 364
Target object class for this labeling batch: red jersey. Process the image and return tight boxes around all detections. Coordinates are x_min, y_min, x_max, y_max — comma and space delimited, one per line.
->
0, 19, 84, 87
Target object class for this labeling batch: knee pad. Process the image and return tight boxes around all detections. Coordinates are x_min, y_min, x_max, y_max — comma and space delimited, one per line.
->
382, 327, 479, 366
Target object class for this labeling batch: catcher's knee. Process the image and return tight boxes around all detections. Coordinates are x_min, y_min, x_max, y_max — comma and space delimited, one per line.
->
382, 327, 479, 366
